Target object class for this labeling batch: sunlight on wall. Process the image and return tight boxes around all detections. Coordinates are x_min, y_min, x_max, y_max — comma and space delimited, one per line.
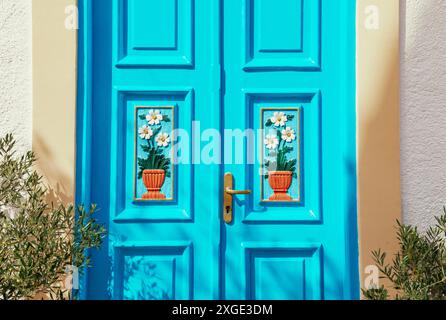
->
357, 0, 401, 295
32, 0, 77, 203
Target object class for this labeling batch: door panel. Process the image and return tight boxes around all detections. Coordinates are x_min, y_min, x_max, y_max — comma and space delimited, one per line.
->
244, 243, 322, 300
85, 0, 221, 300
238, 90, 322, 223
244, 0, 320, 70
112, 89, 195, 223
222, 0, 357, 299
114, 242, 192, 300
115, 0, 194, 67
80, 0, 358, 300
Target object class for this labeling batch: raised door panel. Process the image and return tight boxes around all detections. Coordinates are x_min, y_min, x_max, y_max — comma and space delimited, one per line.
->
110, 88, 195, 222
114, 0, 194, 67
244, 0, 320, 70
242, 90, 322, 223
244, 243, 322, 300
113, 243, 192, 300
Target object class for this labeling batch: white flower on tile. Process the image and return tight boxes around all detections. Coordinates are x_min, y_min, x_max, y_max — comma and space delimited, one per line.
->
264, 134, 279, 150
138, 125, 153, 140
270, 112, 287, 127
146, 109, 163, 125
281, 127, 296, 143
156, 132, 171, 147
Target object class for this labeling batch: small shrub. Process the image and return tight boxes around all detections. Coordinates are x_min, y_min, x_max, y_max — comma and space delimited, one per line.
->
0, 134, 106, 300
363, 209, 446, 300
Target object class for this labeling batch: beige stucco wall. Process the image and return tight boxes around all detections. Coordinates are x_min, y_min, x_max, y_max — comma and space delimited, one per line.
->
356, 0, 401, 292
32, 0, 77, 203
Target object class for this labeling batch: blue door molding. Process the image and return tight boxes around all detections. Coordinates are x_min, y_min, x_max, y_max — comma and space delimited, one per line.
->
76, 0, 359, 300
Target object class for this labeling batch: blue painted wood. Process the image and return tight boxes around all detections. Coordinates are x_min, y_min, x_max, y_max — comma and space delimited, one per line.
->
76, 0, 93, 300
222, 0, 358, 300
77, 0, 358, 300
78, 0, 220, 300
244, 0, 320, 70
114, 0, 194, 67
113, 242, 193, 299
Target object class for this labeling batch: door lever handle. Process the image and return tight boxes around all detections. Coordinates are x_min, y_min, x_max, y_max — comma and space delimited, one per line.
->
225, 187, 252, 195
223, 173, 251, 224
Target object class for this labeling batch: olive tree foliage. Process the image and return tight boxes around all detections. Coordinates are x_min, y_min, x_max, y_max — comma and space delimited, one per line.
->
363, 210, 446, 300
0, 134, 105, 300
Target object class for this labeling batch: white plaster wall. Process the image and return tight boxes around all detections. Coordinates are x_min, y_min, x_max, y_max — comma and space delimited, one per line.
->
400, 0, 446, 230
0, 0, 32, 153
0, 0, 445, 231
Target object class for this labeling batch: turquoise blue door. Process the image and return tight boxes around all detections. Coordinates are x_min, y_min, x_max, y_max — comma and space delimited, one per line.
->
77, 0, 358, 300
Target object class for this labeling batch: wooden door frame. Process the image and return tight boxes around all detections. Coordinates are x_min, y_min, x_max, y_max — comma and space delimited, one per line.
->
32, 0, 401, 298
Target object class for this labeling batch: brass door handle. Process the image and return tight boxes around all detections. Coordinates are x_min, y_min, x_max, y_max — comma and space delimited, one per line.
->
225, 187, 252, 195
223, 173, 251, 224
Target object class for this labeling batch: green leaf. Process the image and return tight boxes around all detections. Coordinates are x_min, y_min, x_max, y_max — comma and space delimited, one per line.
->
265, 119, 273, 127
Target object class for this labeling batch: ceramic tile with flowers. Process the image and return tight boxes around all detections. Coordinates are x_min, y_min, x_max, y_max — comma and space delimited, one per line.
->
262, 109, 300, 201
136, 107, 173, 200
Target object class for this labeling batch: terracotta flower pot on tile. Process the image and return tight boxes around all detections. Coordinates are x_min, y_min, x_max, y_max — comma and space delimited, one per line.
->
142, 169, 166, 200
268, 171, 293, 201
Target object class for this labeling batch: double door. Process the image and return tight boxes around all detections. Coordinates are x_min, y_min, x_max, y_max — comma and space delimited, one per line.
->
81, 0, 358, 300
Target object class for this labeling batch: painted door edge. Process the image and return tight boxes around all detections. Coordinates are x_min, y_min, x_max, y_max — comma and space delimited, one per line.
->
76, 0, 93, 300
343, 0, 360, 300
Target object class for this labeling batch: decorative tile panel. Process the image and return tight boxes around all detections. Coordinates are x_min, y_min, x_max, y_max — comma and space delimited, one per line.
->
261, 108, 301, 202
134, 106, 174, 201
